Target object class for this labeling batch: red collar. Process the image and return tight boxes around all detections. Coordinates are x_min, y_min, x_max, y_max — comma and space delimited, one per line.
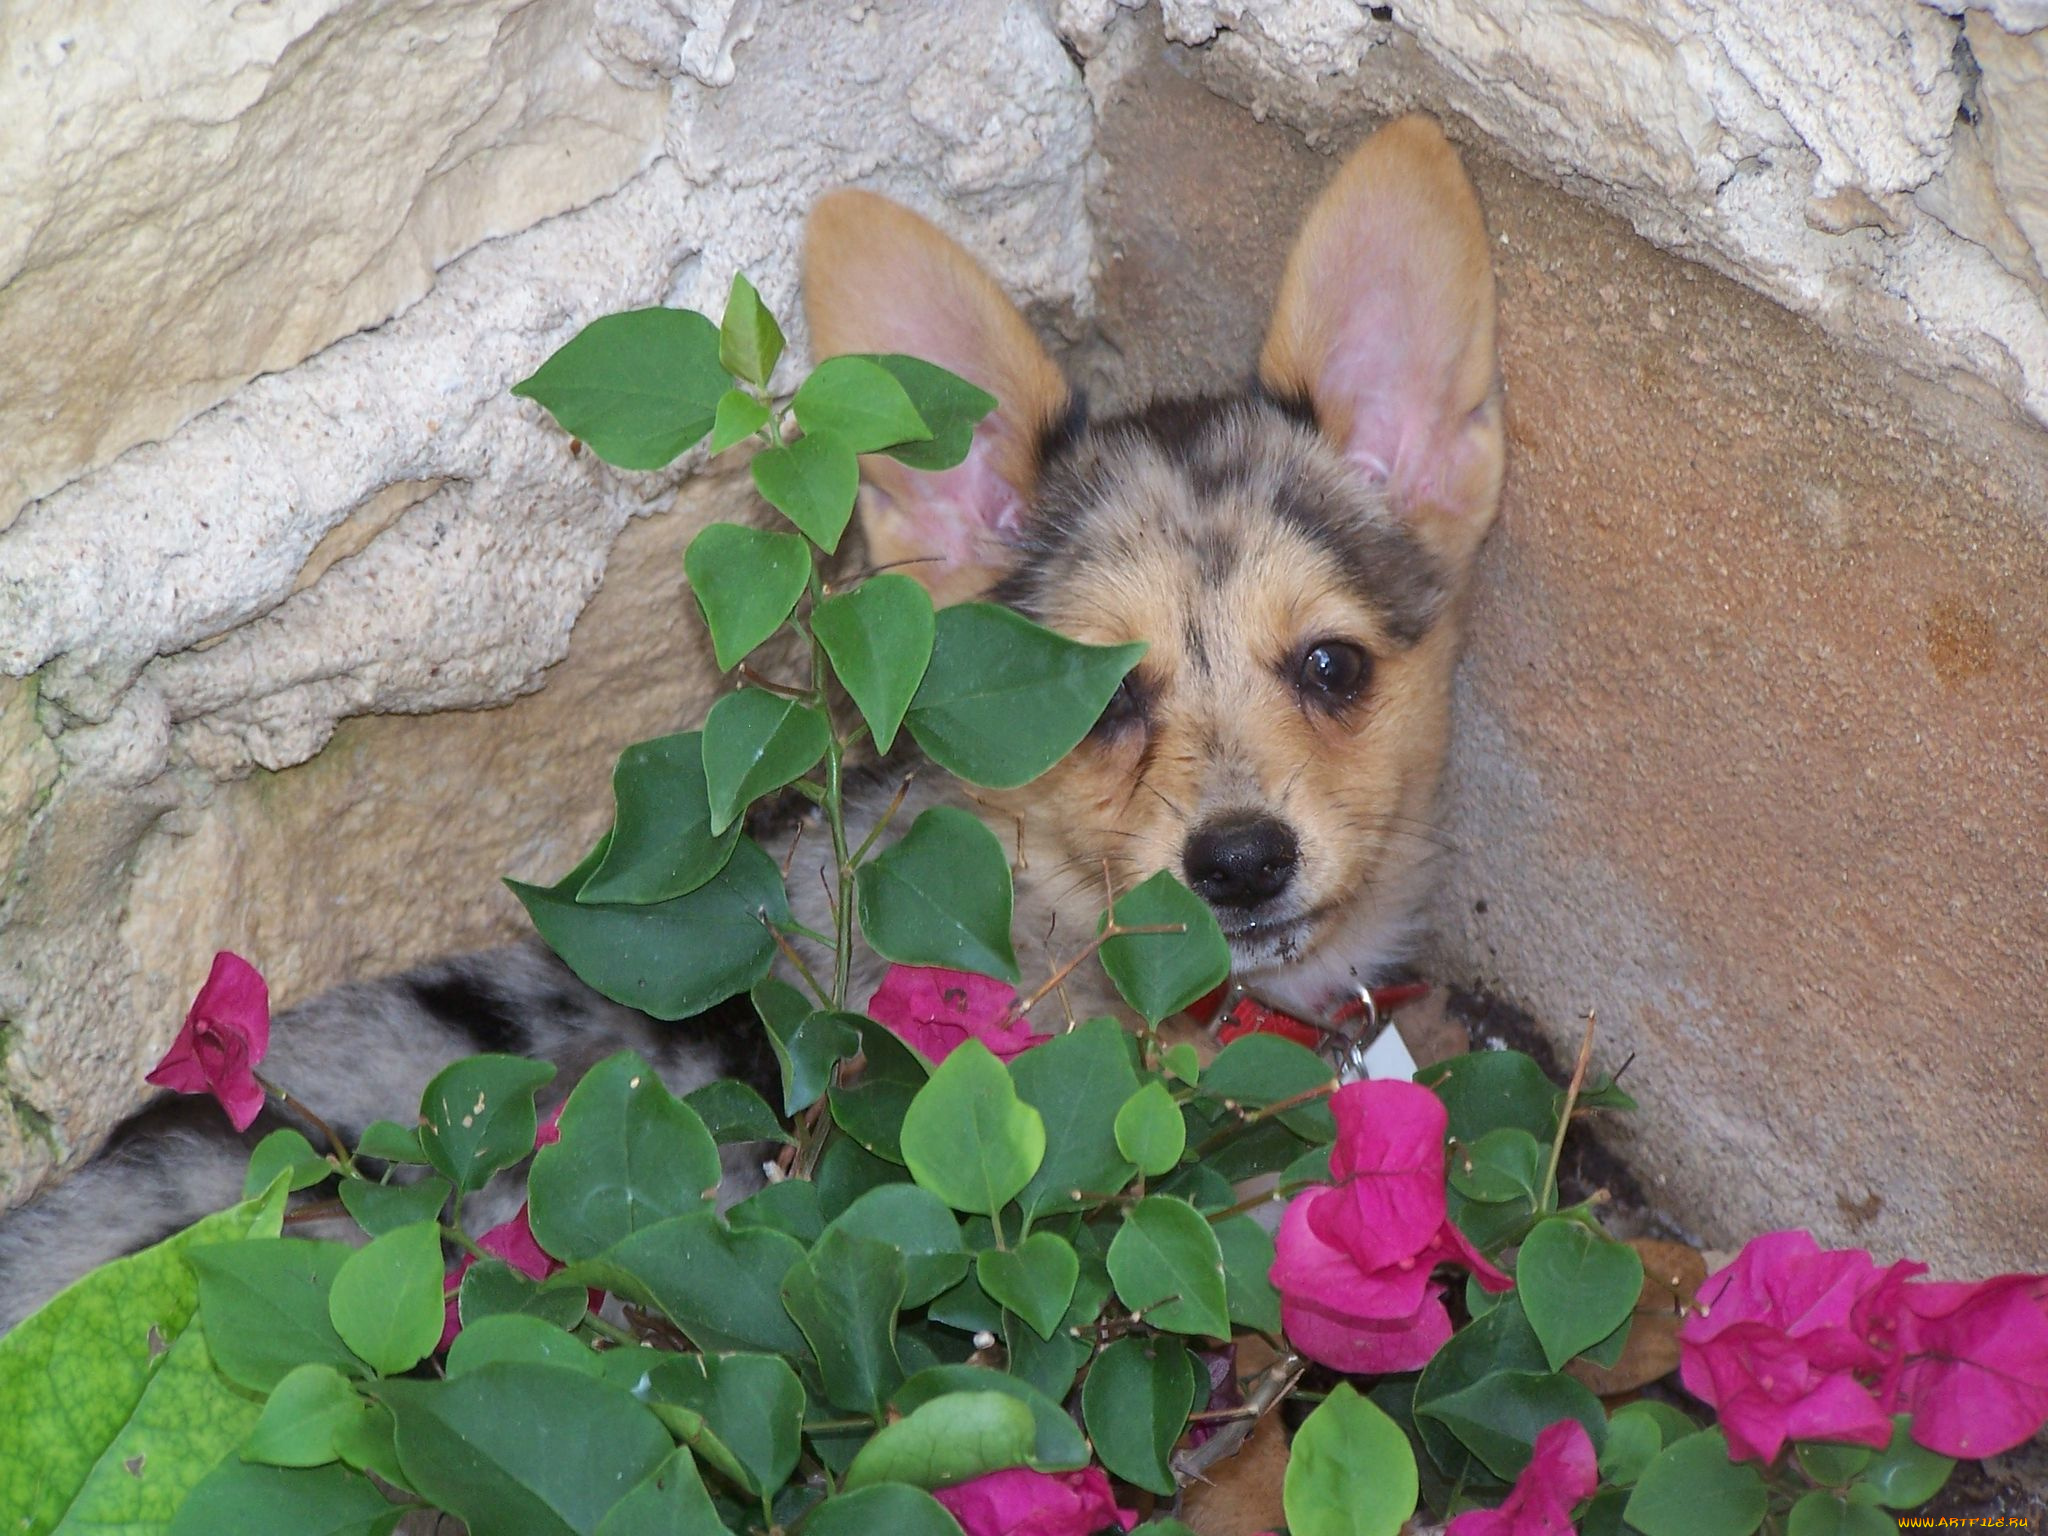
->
1189, 980, 1431, 1050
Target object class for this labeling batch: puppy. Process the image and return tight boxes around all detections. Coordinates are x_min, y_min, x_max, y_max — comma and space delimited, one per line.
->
0, 114, 1502, 1330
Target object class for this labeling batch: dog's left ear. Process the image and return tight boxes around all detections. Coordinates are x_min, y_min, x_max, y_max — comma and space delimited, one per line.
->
803, 190, 1070, 605
1259, 114, 1504, 574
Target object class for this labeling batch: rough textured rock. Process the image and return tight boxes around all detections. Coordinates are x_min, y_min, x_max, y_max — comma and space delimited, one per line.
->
1086, 46, 2048, 1276
0, 0, 1093, 1206
0, 0, 677, 523
1061, 0, 2048, 433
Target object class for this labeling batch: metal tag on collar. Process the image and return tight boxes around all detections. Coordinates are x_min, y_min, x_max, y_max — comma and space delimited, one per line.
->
1332, 985, 1379, 1083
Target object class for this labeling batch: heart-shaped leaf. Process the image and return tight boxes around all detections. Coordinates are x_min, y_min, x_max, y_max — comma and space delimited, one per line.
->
169, 1460, 403, 1536
577, 733, 739, 905
587, 1212, 809, 1357
977, 1233, 1079, 1342
1516, 1217, 1644, 1371
900, 1040, 1045, 1216
702, 690, 831, 835
858, 806, 1018, 983
1284, 1385, 1418, 1536
893, 1365, 1090, 1470
1009, 1018, 1140, 1218
329, 1221, 446, 1376
1113, 1080, 1187, 1176
905, 604, 1145, 789
339, 1174, 452, 1237
792, 355, 931, 453
813, 574, 935, 752
719, 273, 785, 388
417, 1055, 557, 1194
752, 431, 860, 551
824, 1184, 967, 1307
1104, 1195, 1229, 1339
1080, 1336, 1196, 1496
1624, 1429, 1770, 1536
842, 1391, 1036, 1490
1099, 871, 1230, 1026
684, 525, 811, 673
634, 1352, 805, 1497
865, 354, 998, 471
513, 307, 729, 470
709, 388, 771, 454
827, 1018, 931, 1165
779, 1228, 907, 1417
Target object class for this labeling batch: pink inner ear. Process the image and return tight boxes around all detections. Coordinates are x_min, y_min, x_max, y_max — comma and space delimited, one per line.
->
1319, 294, 1479, 517
893, 416, 1028, 571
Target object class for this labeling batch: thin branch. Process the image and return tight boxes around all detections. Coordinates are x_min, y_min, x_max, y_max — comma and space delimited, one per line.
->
256, 1073, 357, 1177
1172, 1349, 1305, 1484
1541, 1008, 1599, 1210
1008, 919, 1187, 1020
764, 920, 830, 1007
849, 772, 918, 866
737, 664, 810, 699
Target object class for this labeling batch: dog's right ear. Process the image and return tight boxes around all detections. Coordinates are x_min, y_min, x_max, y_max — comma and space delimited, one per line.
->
803, 191, 1069, 605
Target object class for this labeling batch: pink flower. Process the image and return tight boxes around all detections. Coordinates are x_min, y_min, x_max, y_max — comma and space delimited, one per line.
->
535, 1102, 565, 1148
1895, 1274, 2048, 1459
146, 951, 271, 1131
932, 1466, 1139, 1536
440, 1204, 567, 1351
1678, 1230, 1923, 1463
1446, 1420, 1598, 1536
865, 965, 1047, 1064
1269, 1080, 1512, 1374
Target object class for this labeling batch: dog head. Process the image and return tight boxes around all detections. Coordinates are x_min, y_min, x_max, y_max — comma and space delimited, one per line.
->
805, 115, 1503, 1006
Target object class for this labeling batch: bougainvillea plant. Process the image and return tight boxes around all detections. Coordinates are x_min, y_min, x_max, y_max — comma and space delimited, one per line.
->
3, 277, 2044, 1536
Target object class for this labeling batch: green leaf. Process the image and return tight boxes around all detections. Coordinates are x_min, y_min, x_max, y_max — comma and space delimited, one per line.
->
828, 1018, 933, 1166
900, 1039, 1046, 1215
592, 1211, 809, 1357
40, 1320, 265, 1534
1199, 1033, 1339, 1140
976, 1233, 1078, 1342
843, 1391, 1037, 1490
1105, 1195, 1230, 1338
815, 1133, 902, 1221
1798, 1440, 1879, 1488
328, 1221, 447, 1376
1412, 1293, 1549, 1487
1852, 1416, 1953, 1509
1098, 871, 1230, 1026
1010, 1017, 1140, 1217
793, 355, 932, 452
170, 1460, 402, 1536
1114, 1080, 1187, 1175
245, 1127, 332, 1197
513, 308, 729, 470
802, 1485, 967, 1536
684, 1078, 791, 1144
593, 1447, 729, 1536
1601, 1401, 1668, 1486
416, 1054, 557, 1194
458, 1258, 590, 1333
1420, 1368, 1605, 1482
193, 1238, 365, 1392
1516, 1216, 1644, 1371
1081, 1335, 1197, 1496
1449, 1126, 1549, 1205
752, 431, 861, 551
356, 1120, 427, 1164
332, 1400, 411, 1494
1416, 1050, 1561, 1145
825, 1183, 967, 1307
447, 1314, 604, 1378
513, 834, 790, 1020
578, 733, 740, 905
1215, 1215, 1283, 1334
382, 1363, 674, 1536
719, 273, 785, 387
245, 1362, 375, 1468
683, 525, 811, 674
728, 1179, 825, 1243
906, 604, 1146, 789
702, 689, 831, 835
780, 1226, 907, 1416
1283, 1383, 1419, 1536
866, 354, 998, 471
1787, 1492, 1897, 1536
859, 805, 1019, 983
761, 1003, 862, 1116
813, 574, 936, 753
339, 1173, 451, 1236
708, 388, 771, 453
633, 1352, 804, 1497
1163, 1043, 1201, 1085
528, 1050, 722, 1261
1624, 1429, 1770, 1536
893, 1366, 1091, 1471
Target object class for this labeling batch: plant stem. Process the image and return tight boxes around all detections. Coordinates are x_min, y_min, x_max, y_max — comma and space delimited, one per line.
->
1540, 1009, 1598, 1213
1008, 921, 1187, 1020
1191, 1081, 1339, 1158
256, 1073, 358, 1177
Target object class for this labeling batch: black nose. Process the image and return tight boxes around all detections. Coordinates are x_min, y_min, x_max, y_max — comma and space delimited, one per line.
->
1182, 815, 1300, 910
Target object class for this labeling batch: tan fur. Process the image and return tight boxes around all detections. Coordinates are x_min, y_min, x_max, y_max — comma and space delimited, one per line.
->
803, 190, 1069, 605
803, 117, 1504, 1012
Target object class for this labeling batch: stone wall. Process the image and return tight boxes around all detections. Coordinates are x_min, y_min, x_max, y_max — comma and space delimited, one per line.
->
2, 0, 2044, 1283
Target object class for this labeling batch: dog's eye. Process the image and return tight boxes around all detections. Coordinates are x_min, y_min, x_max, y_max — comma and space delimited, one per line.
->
1296, 640, 1372, 706
1092, 676, 1148, 739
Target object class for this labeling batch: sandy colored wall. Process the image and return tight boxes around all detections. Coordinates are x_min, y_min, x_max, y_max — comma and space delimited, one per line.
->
2, 0, 2043, 1289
